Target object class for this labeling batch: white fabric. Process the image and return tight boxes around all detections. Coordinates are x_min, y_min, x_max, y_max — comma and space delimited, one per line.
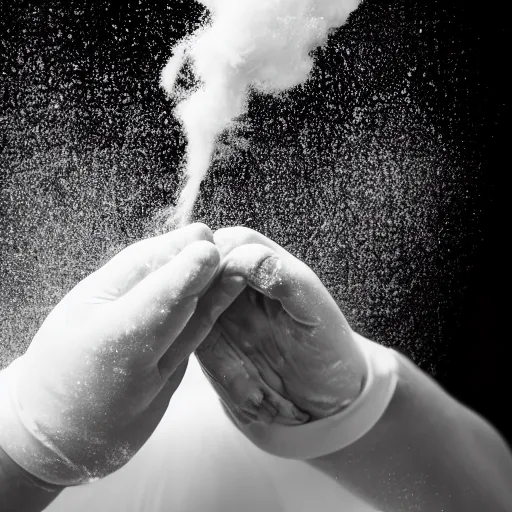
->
44, 354, 380, 512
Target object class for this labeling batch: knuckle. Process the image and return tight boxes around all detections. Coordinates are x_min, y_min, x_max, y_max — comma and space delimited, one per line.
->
119, 238, 153, 265
191, 240, 220, 267
214, 226, 259, 247
251, 254, 282, 290
187, 222, 213, 241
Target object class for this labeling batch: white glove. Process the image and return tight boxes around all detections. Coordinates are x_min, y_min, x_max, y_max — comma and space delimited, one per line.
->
0, 223, 246, 486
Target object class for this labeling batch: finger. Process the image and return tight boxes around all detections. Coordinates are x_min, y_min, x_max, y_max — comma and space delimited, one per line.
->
196, 344, 310, 426
114, 240, 221, 357
158, 267, 247, 381
154, 359, 189, 405
87, 223, 214, 298
221, 243, 326, 325
215, 228, 321, 320
133, 359, 189, 435
214, 226, 289, 259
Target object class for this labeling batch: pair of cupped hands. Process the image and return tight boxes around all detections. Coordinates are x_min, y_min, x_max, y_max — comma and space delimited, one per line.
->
9, 224, 366, 484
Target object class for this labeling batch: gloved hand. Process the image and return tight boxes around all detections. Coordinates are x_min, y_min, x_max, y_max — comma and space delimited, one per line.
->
0, 223, 246, 486
195, 227, 367, 426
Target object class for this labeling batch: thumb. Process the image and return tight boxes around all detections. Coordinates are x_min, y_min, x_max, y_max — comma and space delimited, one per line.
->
83, 223, 214, 300
113, 240, 221, 358
222, 243, 324, 325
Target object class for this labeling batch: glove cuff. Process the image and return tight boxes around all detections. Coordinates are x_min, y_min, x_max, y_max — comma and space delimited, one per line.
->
225, 333, 399, 459
0, 358, 92, 486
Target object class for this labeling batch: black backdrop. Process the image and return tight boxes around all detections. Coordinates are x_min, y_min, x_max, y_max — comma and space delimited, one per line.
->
1, 1, 508, 442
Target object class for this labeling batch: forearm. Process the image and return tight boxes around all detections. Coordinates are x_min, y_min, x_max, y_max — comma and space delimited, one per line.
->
0, 443, 64, 512
308, 348, 512, 512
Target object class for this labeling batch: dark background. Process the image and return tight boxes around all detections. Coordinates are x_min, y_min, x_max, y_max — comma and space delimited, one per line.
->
1, 1, 508, 441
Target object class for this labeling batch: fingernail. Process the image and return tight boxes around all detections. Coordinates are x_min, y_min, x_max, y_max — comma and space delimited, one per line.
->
253, 255, 281, 290
210, 276, 246, 317
220, 274, 246, 296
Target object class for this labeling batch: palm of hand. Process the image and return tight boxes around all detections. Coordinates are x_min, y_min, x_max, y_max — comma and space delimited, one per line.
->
196, 283, 359, 425
17, 292, 185, 478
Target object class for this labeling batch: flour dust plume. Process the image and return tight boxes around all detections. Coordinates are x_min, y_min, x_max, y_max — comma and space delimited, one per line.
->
161, 0, 361, 227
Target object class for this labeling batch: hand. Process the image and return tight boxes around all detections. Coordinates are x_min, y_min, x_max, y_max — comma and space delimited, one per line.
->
0, 223, 246, 485
195, 227, 367, 425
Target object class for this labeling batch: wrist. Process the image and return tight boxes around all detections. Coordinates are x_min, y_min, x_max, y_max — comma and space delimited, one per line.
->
226, 334, 398, 460
0, 359, 89, 487
0, 368, 65, 512
0, 442, 65, 494
313, 333, 369, 420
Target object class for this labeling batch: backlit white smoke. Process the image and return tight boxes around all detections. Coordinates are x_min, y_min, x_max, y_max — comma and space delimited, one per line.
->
161, 0, 361, 227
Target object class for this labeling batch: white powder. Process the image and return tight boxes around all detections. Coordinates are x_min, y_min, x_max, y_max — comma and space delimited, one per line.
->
161, 0, 361, 227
